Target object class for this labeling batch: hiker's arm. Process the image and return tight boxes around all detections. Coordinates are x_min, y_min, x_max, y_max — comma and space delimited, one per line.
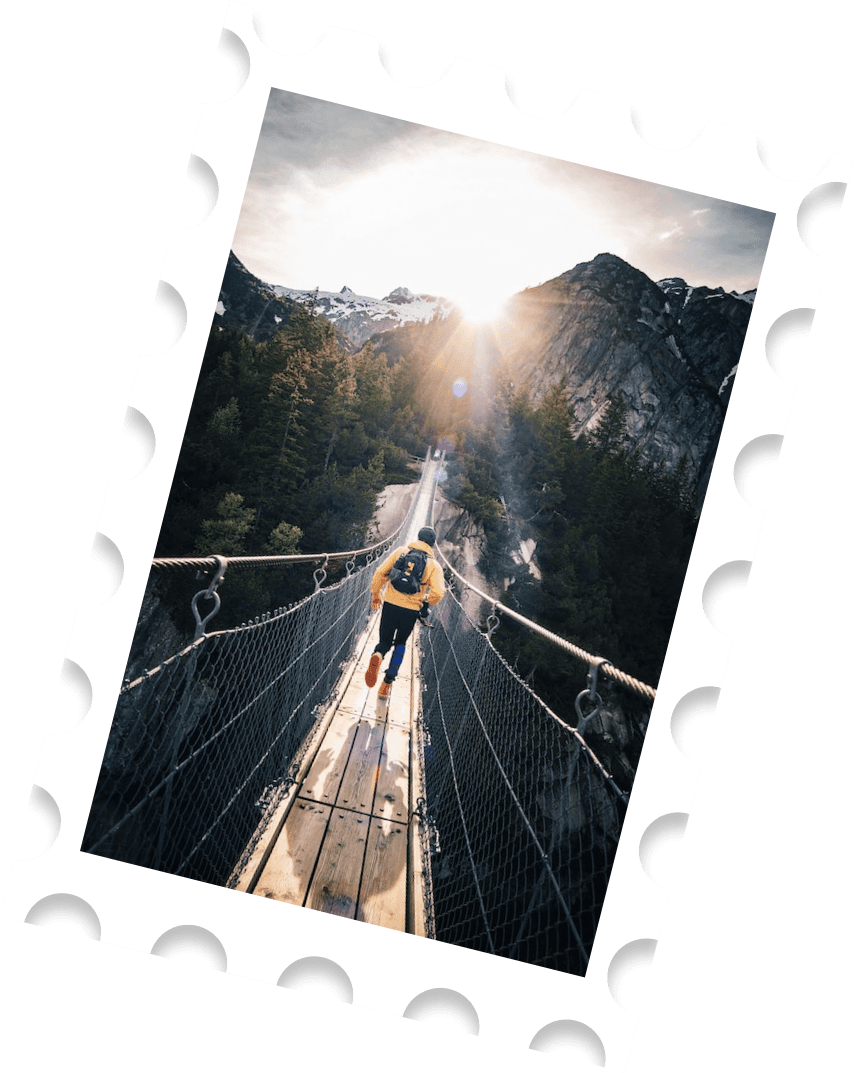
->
371, 548, 399, 601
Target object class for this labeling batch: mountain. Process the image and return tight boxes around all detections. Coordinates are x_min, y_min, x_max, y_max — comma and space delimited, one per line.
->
213, 251, 304, 341
495, 252, 756, 503
216, 249, 756, 505
214, 251, 453, 347
267, 282, 453, 347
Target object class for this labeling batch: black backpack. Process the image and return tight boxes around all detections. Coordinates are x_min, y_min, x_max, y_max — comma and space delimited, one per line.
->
388, 547, 429, 595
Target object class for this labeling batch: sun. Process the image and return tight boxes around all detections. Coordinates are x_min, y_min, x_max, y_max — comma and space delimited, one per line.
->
452, 286, 510, 326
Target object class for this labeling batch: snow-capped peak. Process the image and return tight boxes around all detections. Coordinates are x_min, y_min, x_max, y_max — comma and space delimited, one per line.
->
268, 281, 453, 347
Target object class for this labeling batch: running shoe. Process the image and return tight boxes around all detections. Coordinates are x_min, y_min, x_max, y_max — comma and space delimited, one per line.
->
365, 652, 382, 688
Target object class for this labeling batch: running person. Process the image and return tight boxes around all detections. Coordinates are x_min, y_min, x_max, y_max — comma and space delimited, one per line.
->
365, 526, 445, 698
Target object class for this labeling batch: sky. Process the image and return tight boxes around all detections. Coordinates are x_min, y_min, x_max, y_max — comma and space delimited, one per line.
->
232, 89, 775, 318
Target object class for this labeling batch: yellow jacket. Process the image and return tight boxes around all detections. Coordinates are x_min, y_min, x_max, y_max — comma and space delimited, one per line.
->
371, 539, 446, 611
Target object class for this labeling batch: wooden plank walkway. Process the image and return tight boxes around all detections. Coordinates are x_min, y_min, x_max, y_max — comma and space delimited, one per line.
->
230, 612, 431, 936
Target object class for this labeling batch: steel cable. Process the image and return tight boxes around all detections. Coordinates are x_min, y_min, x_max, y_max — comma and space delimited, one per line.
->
82, 459, 434, 884
433, 542, 656, 701
415, 579, 624, 974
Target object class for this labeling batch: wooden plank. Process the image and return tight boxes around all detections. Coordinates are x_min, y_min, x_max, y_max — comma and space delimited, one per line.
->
305, 808, 370, 918
253, 799, 331, 905
336, 720, 386, 813
386, 643, 414, 727
337, 674, 370, 717
228, 612, 376, 891
358, 818, 409, 931
386, 683, 411, 727
298, 711, 361, 807
407, 638, 430, 938
228, 781, 300, 893
373, 720, 410, 823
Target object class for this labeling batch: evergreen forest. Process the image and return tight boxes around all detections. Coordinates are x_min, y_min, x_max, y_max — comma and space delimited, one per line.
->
152, 298, 699, 775
153, 302, 441, 629
439, 381, 698, 779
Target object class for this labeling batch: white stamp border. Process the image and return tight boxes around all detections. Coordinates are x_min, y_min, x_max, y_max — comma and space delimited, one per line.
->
3, 4, 850, 1069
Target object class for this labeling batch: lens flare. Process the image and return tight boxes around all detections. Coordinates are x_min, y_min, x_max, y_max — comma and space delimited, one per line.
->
452, 378, 468, 398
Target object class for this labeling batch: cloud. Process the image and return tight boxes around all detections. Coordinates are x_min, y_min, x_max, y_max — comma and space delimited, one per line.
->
233, 90, 776, 299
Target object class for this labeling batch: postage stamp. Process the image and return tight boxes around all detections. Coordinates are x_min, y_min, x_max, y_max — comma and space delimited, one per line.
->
3, 3, 851, 1070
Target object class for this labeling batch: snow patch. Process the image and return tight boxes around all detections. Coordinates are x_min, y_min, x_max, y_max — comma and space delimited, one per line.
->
665, 334, 684, 362
270, 282, 453, 335
718, 363, 739, 395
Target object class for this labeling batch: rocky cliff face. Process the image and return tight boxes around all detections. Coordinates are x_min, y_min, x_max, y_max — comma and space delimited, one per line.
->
431, 492, 645, 788
432, 494, 499, 622
215, 250, 312, 341
497, 253, 755, 503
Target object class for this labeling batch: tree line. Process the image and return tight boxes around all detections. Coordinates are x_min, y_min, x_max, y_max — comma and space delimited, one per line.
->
442, 380, 699, 778
153, 303, 440, 628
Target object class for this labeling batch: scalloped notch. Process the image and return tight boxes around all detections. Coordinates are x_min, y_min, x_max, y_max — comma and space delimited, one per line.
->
25, 897, 100, 939
768, 306, 815, 377
59, 656, 92, 725
798, 183, 845, 254
639, 811, 686, 879
120, 405, 153, 474
375, 41, 450, 87
703, 562, 750, 626
626, 104, 699, 151
184, 153, 218, 224
401, 987, 476, 1030
249, 9, 267, 46
89, 530, 122, 600
216, 28, 249, 97
527, 1021, 605, 1064
755, 137, 832, 181
729, 433, 785, 504
669, 686, 716, 755
276, 961, 349, 1000
504, 74, 575, 116
150, 922, 225, 974
153, 281, 186, 347
26, 785, 60, 849
605, 939, 652, 1012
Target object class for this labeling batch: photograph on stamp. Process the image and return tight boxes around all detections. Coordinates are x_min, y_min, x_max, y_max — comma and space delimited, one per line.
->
81, 88, 774, 977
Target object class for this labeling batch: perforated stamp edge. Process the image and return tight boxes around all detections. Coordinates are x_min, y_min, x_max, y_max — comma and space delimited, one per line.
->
2, 3, 851, 1070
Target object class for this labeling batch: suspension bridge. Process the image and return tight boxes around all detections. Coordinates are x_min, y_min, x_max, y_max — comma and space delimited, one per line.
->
83, 450, 654, 976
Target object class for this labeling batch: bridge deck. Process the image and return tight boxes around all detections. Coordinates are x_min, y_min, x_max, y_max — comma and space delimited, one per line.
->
231, 614, 429, 935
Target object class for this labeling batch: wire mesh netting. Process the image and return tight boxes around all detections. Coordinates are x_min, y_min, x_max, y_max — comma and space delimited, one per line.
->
82, 446, 628, 973
416, 580, 627, 977
81, 459, 434, 885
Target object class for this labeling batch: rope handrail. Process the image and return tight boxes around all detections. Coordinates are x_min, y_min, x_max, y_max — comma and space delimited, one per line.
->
433, 542, 656, 702
152, 452, 435, 573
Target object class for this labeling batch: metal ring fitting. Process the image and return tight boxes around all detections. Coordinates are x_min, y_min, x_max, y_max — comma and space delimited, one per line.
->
574, 687, 603, 736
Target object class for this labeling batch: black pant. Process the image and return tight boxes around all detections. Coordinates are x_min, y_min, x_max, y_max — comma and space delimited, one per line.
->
375, 602, 419, 656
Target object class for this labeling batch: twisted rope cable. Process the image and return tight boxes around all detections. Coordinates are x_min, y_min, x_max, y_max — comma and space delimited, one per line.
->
152, 447, 438, 573
151, 515, 410, 572
433, 542, 656, 702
